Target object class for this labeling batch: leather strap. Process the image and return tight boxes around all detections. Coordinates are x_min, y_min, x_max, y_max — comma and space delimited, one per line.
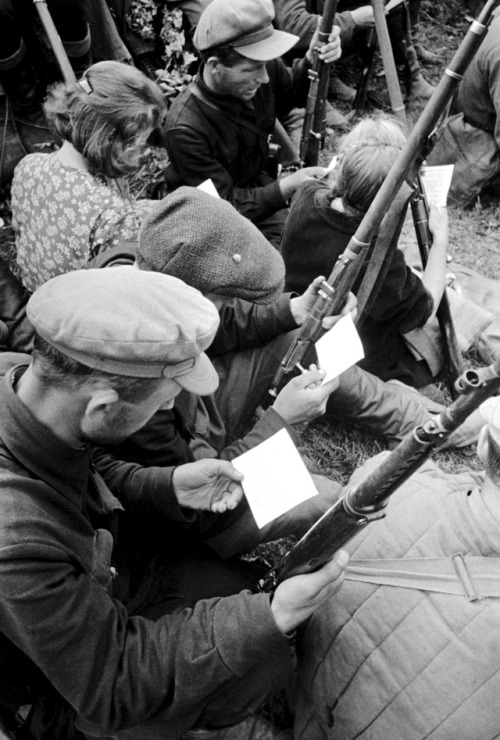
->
346, 552, 500, 601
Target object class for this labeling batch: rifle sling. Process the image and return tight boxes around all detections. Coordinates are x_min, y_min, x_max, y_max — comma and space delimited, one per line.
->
345, 553, 500, 601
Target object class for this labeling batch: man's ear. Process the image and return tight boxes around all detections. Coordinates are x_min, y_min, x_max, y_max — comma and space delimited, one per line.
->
206, 56, 223, 76
84, 387, 120, 423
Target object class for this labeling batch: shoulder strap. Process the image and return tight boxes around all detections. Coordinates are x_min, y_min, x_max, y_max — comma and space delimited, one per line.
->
345, 552, 500, 601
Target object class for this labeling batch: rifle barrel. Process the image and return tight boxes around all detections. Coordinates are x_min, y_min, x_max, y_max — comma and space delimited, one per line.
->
260, 359, 500, 592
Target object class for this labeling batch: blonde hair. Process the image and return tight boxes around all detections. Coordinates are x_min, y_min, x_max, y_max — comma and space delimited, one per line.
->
331, 115, 406, 213
44, 61, 167, 178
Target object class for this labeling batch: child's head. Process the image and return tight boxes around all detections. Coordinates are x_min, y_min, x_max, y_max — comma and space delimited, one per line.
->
45, 61, 167, 178
330, 115, 406, 213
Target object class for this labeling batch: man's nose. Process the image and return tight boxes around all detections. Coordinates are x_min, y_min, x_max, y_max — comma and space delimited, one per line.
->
256, 65, 269, 85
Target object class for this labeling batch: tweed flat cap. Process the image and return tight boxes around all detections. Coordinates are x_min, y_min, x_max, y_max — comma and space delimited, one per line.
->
27, 267, 220, 394
194, 0, 298, 61
137, 187, 286, 304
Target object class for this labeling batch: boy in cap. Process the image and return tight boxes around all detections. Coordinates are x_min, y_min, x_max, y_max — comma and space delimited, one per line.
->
0, 266, 349, 739
163, 0, 342, 247
292, 395, 500, 739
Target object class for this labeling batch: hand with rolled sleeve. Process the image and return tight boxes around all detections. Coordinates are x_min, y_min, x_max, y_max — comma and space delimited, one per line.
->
172, 459, 244, 513
350, 5, 374, 28
271, 549, 350, 634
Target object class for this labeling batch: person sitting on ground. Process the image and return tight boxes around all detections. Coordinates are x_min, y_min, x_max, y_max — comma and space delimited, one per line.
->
0, 266, 350, 740
281, 115, 448, 387
292, 393, 500, 739
427, 7, 500, 206
133, 186, 478, 469
10, 60, 167, 293
162, 0, 342, 248
272, 0, 435, 102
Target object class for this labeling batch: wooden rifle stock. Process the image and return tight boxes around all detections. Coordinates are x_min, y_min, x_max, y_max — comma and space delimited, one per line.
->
299, 0, 339, 166
260, 359, 500, 591
269, 0, 500, 397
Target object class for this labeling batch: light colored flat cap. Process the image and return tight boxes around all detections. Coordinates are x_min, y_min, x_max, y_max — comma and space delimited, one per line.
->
194, 0, 298, 61
27, 267, 220, 394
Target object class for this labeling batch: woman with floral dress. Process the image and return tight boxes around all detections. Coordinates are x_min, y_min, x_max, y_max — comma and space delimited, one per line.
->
11, 60, 167, 292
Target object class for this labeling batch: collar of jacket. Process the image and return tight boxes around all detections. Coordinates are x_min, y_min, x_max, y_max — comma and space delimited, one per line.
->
195, 66, 259, 113
0, 365, 101, 508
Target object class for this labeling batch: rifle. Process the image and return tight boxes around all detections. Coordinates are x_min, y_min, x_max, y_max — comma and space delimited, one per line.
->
351, 26, 377, 117
259, 358, 500, 591
352, 10, 464, 396
299, 0, 339, 166
269, 0, 500, 398
410, 175, 465, 397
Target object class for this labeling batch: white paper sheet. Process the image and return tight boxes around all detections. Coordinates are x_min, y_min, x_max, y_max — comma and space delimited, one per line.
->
326, 155, 339, 173
420, 164, 455, 207
197, 179, 220, 198
385, 0, 405, 12
315, 313, 365, 385
232, 429, 318, 528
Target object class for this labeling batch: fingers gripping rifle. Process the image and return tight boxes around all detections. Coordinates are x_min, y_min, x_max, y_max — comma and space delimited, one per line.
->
269, 0, 500, 398
300, 0, 339, 166
260, 359, 500, 591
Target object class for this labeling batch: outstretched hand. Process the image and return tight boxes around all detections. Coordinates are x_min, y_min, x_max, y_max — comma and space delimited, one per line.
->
172, 459, 244, 513
271, 549, 350, 634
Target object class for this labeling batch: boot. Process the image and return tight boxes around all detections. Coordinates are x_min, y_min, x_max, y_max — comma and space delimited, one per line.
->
414, 42, 440, 65
411, 72, 435, 100
328, 74, 356, 103
62, 23, 93, 78
325, 101, 348, 130
0, 39, 44, 116
51, 0, 92, 77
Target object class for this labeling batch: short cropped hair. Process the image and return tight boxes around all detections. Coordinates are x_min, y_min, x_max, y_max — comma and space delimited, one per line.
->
44, 61, 167, 178
199, 45, 247, 67
331, 115, 406, 214
32, 334, 163, 404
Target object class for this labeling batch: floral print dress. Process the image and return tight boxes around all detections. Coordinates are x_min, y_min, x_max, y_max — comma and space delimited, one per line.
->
11, 152, 156, 292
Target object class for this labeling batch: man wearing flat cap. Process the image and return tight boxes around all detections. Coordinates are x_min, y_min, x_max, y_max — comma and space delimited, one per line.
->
0, 267, 349, 739
163, 0, 342, 247
293, 394, 500, 739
